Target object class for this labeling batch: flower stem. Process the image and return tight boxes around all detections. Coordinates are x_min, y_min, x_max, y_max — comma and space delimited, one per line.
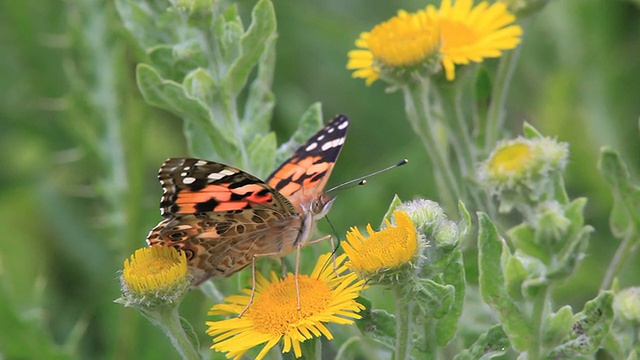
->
528, 285, 550, 360
403, 80, 461, 213
484, 44, 522, 152
394, 288, 412, 360
600, 231, 640, 290
142, 307, 200, 360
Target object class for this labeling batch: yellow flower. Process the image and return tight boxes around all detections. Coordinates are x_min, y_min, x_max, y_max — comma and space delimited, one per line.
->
123, 246, 188, 294
347, 8, 440, 85
487, 142, 533, 178
342, 211, 419, 276
439, 0, 522, 80
206, 253, 365, 360
118, 246, 191, 308
347, 0, 522, 84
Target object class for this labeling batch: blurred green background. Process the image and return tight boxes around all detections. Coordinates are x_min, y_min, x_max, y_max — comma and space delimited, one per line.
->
1, 0, 639, 359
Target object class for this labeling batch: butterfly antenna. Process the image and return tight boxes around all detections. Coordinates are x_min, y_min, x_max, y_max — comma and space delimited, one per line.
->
326, 158, 408, 194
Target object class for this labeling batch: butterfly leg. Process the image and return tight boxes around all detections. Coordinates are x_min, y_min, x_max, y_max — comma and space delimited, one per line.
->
238, 250, 286, 318
306, 234, 339, 276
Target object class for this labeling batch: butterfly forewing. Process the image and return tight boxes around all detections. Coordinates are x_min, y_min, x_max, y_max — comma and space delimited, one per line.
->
267, 115, 349, 207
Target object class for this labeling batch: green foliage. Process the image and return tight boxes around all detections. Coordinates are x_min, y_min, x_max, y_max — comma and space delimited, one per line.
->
3, 0, 640, 359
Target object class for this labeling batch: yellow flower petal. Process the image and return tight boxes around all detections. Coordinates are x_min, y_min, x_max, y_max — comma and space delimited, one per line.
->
438, 0, 522, 80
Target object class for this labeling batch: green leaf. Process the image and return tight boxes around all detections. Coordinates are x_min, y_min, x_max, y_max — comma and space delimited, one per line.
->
478, 212, 532, 351
227, 0, 277, 95
436, 249, 465, 346
274, 103, 323, 165
457, 200, 472, 239
381, 194, 403, 225
598, 147, 640, 238
183, 68, 218, 108
183, 121, 218, 160
247, 132, 276, 179
543, 305, 573, 347
548, 291, 614, 358
522, 121, 543, 139
242, 35, 276, 136
355, 297, 396, 351
508, 223, 550, 264
215, 5, 243, 68
501, 244, 527, 300
453, 325, 510, 360
136, 64, 233, 157
413, 278, 455, 319
115, 0, 165, 50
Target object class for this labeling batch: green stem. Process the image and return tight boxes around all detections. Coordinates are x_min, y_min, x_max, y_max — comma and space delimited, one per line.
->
142, 307, 200, 360
600, 231, 640, 290
393, 288, 412, 360
436, 82, 475, 177
403, 80, 461, 213
422, 318, 437, 360
484, 44, 522, 152
528, 285, 550, 360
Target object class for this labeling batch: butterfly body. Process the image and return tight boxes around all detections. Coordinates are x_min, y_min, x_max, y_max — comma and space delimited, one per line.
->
146, 115, 349, 284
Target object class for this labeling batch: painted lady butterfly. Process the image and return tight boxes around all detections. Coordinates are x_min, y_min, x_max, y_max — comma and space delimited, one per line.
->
146, 115, 349, 285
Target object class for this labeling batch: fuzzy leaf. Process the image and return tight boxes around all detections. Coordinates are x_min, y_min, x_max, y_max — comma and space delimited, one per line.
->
227, 0, 276, 95
242, 36, 276, 136
183, 121, 218, 160
355, 297, 395, 351
543, 305, 573, 347
478, 213, 532, 351
413, 279, 455, 319
453, 325, 510, 360
436, 249, 465, 346
247, 132, 276, 179
547, 291, 614, 358
501, 244, 527, 300
508, 223, 550, 264
183, 68, 218, 107
382, 195, 403, 225
598, 147, 640, 238
215, 5, 243, 68
115, 0, 166, 50
273, 103, 323, 165
522, 121, 543, 139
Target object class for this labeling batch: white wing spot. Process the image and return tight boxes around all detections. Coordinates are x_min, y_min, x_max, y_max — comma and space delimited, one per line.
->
195, 160, 207, 166
207, 172, 225, 180
183, 177, 196, 184
180, 172, 188, 177
338, 121, 348, 130
219, 169, 235, 176
327, 127, 335, 133
183, 166, 191, 171
321, 137, 345, 151
317, 134, 325, 141
305, 142, 318, 151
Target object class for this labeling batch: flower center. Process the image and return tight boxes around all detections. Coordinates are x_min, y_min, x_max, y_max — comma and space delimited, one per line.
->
489, 143, 532, 174
248, 275, 332, 335
440, 19, 479, 50
123, 247, 187, 293
368, 10, 440, 67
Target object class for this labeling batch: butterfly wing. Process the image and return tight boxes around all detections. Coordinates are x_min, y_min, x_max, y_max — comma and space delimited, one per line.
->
158, 158, 295, 216
147, 158, 302, 283
266, 114, 349, 208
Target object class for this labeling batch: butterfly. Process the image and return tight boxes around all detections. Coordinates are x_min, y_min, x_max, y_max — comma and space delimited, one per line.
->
146, 115, 349, 286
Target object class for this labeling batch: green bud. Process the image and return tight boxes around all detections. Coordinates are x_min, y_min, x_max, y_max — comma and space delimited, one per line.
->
614, 287, 640, 325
